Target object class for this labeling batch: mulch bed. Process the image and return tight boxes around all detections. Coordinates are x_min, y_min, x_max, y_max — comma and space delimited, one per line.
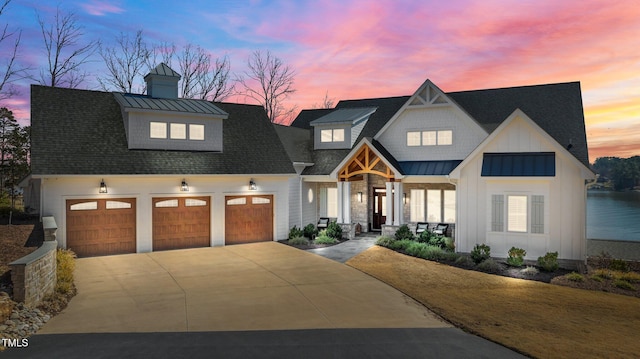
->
0, 221, 42, 295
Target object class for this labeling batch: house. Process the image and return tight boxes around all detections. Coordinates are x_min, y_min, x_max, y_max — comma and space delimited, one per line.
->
27, 63, 594, 264
278, 79, 594, 264
27, 64, 296, 257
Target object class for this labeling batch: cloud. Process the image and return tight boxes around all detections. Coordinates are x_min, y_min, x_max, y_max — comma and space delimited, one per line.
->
80, 1, 124, 16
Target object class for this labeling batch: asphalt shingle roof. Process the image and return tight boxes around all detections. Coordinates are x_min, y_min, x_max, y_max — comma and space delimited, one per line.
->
30, 85, 295, 175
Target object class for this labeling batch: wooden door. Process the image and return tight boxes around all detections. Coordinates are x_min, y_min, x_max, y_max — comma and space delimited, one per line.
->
225, 195, 273, 245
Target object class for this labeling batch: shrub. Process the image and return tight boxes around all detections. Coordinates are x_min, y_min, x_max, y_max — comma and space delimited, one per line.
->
405, 241, 430, 258
520, 266, 539, 276
610, 259, 630, 272
428, 235, 446, 249
444, 237, 455, 252
375, 235, 395, 247
591, 268, 614, 280
506, 247, 527, 267
591, 251, 613, 269
619, 271, 640, 283
566, 272, 585, 282
416, 230, 433, 243
388, 239, 414, 251
303, 223, 318, 239
325, 221, 343, 240
537, 251, 559, 272
288, 225, 304, 239
613, 279, 636, 291
455, 255, 475, 267
313, 235, 338, 245
470, 244, 491, 264
394, 224, 415, 241
56, 249, 76, 295
288, 236, 310, 245
476, 258, 502, 273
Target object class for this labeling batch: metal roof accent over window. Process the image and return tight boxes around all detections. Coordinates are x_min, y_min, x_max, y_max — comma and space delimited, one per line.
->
309, 107, 377, 126
481, 152, 556, 176
113, 93, 228, 117
398, 160, 462, 176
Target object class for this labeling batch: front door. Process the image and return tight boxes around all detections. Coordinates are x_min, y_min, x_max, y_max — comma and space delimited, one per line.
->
372, 188, 386, 231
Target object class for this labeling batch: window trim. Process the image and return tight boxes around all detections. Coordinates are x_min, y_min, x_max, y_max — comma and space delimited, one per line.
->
490, 193, 545, 234
406, 129, 453, 147
320, 128, 345, 143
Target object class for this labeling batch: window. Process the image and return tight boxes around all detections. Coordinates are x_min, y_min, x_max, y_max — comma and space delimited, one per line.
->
252, 197, 271, 204
189, 124, 205, 140
320, 128, 345, 142
406, 130, 453, 146
170, 123, 186, 139
444, 190, 456, 223
150, 122, 167, 139
507, 195, 528, 232
327, 187, 338, 217
427, 189, 441, 222
185, 199, 207, 207
155, 199, 178, 208
226, 198, 246, 205
410, 189, 425, 222
106, 201, 132, 209
70, 201, 98, 211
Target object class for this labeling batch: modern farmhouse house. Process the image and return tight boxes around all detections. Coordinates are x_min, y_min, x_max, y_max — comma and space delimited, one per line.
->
26, 63, 594, 263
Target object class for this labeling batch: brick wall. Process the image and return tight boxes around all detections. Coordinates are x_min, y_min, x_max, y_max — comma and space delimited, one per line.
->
9, 241, 58, 307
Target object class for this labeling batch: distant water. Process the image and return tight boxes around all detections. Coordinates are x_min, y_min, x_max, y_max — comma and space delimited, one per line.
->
587, 190, 640, 241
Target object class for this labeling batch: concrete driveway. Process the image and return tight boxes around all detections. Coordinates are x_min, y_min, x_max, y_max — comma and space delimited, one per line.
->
39, 242, 449, 333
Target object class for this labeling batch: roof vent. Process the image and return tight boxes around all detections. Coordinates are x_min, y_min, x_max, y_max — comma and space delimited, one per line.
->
144, 63, 181, 99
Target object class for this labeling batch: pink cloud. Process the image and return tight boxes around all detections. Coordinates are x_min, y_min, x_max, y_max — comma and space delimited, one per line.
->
80, 1, 124, 16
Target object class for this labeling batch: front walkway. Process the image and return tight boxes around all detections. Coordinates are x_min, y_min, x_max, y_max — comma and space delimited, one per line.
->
306, 234, 378, 263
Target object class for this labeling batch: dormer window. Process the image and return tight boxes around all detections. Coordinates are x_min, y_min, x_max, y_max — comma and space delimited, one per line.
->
150, 122, 167, 139
170, 123, 186, 139
321, 129, 345, 143
189, 124, 205, 140
149, 122, 208, 141
407, 130, 453, 146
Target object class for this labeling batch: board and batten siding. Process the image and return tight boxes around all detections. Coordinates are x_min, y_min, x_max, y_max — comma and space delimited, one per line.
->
455, 115, 588, 261
38, 175, 291, 253
301, 181, 318, 228
376, 107, 486, 162
287, 177, 301, 229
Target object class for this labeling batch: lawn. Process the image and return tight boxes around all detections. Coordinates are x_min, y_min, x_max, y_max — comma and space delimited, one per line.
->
346, 246, 640, 359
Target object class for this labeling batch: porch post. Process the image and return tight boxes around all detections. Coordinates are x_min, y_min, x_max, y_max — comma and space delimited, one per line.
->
336, 182, 344, 223
385, 181, 393, 225
343, 181, 351, 223
393, 182, 403, 226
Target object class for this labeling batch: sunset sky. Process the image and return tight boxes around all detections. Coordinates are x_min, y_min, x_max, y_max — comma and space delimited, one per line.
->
2, 0, 639, 161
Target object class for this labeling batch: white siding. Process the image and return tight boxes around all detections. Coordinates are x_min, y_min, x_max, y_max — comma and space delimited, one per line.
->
377, 107, 486, 161
301, 181, 317, 227
288, 177, 301, 228
39, 175, 292, 252
455, 115, 588, 261
350, 120, 367, 147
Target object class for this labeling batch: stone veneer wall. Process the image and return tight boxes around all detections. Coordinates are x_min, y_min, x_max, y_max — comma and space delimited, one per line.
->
9, 216, 58, 307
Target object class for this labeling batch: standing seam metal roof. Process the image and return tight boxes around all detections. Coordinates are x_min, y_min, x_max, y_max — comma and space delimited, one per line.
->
113, 93, 228, 116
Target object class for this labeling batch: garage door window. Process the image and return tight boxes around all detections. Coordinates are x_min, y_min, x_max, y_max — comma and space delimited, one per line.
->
106, 200, 133, 209
227, 198, 246, 205
185, 198, 207, 206
252, 197, 271, 204
155, 199, 178, 207
70, 201, 98, 211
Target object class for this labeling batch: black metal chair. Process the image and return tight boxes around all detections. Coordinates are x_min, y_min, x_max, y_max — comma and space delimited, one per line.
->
416, 222, 429, 235
317, 217, 330, 230
433, 223, 449, 236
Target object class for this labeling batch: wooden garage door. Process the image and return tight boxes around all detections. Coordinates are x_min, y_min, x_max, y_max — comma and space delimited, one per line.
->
225, 195, 273, 245
152, 196, 210, 251
66, 198, 136, 257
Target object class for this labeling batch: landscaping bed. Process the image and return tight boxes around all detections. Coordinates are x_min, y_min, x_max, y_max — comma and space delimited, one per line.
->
278, 238, 348, 250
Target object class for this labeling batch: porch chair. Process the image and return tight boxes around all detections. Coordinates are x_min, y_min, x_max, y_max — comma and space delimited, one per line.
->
433, 223, 449, 236
317, 217, 330, 230
416, 222, 430, 235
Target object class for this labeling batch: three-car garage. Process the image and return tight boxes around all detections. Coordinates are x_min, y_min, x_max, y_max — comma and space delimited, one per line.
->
66, 194, 276, 257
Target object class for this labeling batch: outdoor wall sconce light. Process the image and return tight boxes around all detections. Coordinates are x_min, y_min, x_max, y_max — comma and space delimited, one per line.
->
249, 179, 257, 191
358, 192, 363, 202
403, 192, 407, 204
99, 179, 108, 194
181, 179, 189, 192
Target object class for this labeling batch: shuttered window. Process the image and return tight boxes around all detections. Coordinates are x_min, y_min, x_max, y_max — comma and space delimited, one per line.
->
531, 195, 544, 234
491, 195, 504, 232
507, 195, 528, 232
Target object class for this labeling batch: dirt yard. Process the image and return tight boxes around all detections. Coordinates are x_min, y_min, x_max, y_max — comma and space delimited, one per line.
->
0, 224, 40, 281
347, 246, 640, 359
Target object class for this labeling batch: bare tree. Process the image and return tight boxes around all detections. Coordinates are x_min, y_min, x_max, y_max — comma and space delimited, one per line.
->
0, 0, 29, 100
37, 6, 98, 88
238, 50, 296, 123
312, 91, 335, 109
97, 30, 150, 93
176, 44, 234, 101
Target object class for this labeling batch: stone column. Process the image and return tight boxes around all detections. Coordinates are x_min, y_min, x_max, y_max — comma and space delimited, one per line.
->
385, 181, 393, 225
393, 182, 403, 226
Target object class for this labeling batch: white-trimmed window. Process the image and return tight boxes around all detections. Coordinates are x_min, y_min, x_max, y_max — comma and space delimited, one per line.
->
427, 189, 441, 222
507, 195, 528, 233
410, 189, 425, 222
150, 122, 167, 139
170, 123, 186, 139
321, 129, 345, 143
189, 124, 205, 140
491, 194, 545, 234
406, 130, 453, 146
